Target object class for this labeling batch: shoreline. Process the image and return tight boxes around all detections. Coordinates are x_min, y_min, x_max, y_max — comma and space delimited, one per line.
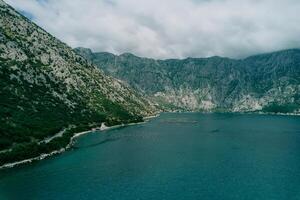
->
255, 111, 300, 116
167, 110, 300, 116
0, 116, 158, 170
1, 111, 296, 170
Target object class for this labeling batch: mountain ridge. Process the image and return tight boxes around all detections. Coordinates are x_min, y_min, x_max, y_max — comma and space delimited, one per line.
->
76, 47, 300, 61
75, 47, 300, 113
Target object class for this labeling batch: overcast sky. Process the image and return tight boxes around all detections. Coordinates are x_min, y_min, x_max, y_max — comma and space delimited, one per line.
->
5, 0, 300, 59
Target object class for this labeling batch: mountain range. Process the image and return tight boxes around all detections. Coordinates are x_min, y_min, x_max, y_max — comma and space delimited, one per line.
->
75, 47, 300, 113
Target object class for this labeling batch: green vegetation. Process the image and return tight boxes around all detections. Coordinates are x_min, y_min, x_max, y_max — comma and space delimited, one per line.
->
0, 124, 97, 165
0, 117, 143, 166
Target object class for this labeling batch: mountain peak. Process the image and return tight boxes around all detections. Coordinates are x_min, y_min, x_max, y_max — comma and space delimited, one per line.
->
119, 52, 137, 58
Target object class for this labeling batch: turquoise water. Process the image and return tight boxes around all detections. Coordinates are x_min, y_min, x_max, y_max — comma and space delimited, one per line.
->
1, 113, 300, 200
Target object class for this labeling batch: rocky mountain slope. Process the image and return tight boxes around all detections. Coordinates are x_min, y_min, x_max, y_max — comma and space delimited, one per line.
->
0, 0, 157, 164
75, 47, 300, 114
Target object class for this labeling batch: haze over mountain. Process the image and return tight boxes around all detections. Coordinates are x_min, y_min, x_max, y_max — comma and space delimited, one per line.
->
6, 0, 300, 59
0, 0, 156, 165
75, 47, 300, 113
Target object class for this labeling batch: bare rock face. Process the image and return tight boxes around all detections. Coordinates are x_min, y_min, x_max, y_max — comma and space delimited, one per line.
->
75, 47, 300, 114
0, 0, 158, 151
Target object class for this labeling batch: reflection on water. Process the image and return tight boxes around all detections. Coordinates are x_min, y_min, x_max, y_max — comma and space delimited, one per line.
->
210, 129, 220, 133
159, 118, 199, 124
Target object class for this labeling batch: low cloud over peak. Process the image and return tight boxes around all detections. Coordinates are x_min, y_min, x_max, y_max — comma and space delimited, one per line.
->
6, 0, 300, 59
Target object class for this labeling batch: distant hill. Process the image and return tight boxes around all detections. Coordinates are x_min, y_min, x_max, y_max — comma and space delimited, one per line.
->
75, 47, 300, 114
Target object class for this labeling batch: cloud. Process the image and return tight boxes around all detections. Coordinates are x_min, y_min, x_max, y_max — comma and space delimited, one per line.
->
5, 0, 300, 59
